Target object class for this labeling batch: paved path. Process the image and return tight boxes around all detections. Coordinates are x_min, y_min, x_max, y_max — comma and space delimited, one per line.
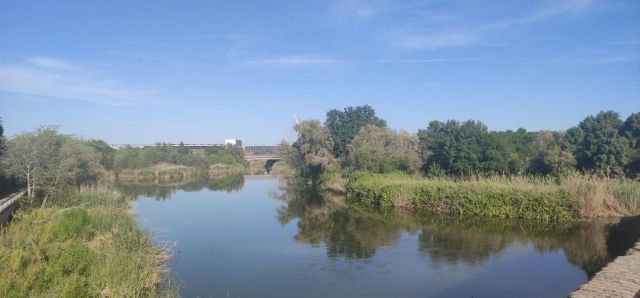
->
571, 240, 640, 298
0, 190, 25, 225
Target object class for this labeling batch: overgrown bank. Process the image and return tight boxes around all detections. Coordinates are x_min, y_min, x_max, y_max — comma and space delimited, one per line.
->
0, 188, 173, 297
345, 172, 640, 220
278, 106, 640, 221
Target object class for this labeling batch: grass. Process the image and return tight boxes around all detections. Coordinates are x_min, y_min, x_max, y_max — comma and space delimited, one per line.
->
117, 163, 203, 183
345, 172, 640, 221
0, 187, 174, 297
208, 163, 246, 176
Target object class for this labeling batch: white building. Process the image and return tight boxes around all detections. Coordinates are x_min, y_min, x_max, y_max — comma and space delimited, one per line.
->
224, 139, 243, 147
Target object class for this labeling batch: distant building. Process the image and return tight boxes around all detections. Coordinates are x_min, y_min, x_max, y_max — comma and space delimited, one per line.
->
225, 139, 243, 147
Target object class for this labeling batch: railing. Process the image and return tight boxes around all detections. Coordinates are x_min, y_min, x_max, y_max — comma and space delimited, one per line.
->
0, 190, 25, 225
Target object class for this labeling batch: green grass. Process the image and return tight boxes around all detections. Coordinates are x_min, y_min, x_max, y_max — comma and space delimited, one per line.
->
346, 172, 640, 221
0, 188, 174, 297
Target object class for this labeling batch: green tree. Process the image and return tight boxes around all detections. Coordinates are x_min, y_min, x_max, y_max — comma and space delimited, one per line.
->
490, 128, 537, 173
0, 117, 4, 157
325, 105, 386, 158
177, 141, 190, 155
621, 112, 640, 176
418, 120, 510, 176
87, 139, 115, 170
529, 131, 576, 176
206, 145, 244, 164
567, 111, 629, 176
346, 124, 421, 174
280, 120, 336, 184
1, 127, 101, 203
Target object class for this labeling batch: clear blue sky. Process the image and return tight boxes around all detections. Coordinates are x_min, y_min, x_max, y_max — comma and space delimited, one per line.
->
1, 0, 638, 145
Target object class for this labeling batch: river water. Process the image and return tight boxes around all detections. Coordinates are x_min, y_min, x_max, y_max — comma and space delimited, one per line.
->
120, 175, 640, 298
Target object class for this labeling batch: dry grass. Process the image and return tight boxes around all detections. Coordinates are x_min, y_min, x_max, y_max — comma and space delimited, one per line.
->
117, 163, 203, 183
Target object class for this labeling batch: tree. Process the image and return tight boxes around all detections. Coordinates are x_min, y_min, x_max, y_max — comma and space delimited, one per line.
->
177, 141, 190, 155
346, 125, 421, 174
0, 117, 4, 157
418, 120, 508, 176
490, 128, 537, 173
567, 111, 629, 176
281, 120, 336, 184
325, 105, 386, 158
529, 131, 576, 176
1, 127, 101, 204
621, 113, 640, 176
87, 139, 115, 170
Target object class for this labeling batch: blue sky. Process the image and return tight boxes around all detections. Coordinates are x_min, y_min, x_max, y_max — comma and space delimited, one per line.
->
0, 0, 639, 145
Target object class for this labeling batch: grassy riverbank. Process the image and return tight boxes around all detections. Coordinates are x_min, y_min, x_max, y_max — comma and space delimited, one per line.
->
116, 163, 204, 183
0, 188, 173, 297
345, 172, 640, 220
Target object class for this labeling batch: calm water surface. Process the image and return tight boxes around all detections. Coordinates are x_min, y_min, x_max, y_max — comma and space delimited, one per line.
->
123, 176, 640, 298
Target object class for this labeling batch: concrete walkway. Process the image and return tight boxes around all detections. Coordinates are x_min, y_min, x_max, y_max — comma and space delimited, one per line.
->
571, 240, 640, 298
0, 191, 24, 225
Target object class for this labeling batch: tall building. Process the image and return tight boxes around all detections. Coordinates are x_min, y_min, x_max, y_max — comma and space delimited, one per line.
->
224, 139, 243, 147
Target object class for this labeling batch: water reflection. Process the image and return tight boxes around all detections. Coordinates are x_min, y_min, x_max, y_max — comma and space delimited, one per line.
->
117, 174, 245, 199
271, 181, 640, 278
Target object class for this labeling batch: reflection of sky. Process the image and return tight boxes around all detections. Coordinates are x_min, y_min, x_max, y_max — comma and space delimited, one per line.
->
135, 177, 589, 298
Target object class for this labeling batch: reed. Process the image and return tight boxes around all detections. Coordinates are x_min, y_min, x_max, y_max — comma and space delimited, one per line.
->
346, 172, 640, 220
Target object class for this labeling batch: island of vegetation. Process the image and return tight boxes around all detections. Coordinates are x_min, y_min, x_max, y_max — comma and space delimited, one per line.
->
277, 106, 640, 221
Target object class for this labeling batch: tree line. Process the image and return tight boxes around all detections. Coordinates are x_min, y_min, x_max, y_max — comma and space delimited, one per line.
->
0, 122, 245, 204
279, 105, 640, 184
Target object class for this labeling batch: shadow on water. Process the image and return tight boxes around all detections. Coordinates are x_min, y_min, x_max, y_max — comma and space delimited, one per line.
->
271, 181, 640, 278
116, 174, 245, 200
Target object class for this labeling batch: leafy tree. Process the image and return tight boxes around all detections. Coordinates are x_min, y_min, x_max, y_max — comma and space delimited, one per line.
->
529, 131, 576, 176
206, 145, 244, 164
177, 141, 190, 155
418, 120, 510, 176
87, 139, 115, 170
0, 117, 4, 157
567, 111, 629, 176
621, 113, 640, 176
490, 128, 537, 173
346, 125, 421, 174
280, 120, 336, 184
1, 127, 101, 204
325, 105, 386, 157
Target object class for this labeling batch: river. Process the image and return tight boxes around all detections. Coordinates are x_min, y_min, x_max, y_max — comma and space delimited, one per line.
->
119, 175, 640, 297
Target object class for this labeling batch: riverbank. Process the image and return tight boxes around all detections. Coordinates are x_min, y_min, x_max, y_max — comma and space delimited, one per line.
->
571, 240, 640, 297
0, 188, 173, 297
343, 172, 640, 221
116, 163, 204, 184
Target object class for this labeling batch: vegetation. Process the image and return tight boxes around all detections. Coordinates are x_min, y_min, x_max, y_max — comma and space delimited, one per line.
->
346, 172, 640, 220
278, 120, 336, 185
205, 145, 244, 165
279, 105, 640, 220
325, 105, 387, 157
346, 125, 421, 174
0, 117, 4, 157
116, 163, 204, 183
0, 126, 172, 296
1, 127, 101, 205
0, 188, 172, 297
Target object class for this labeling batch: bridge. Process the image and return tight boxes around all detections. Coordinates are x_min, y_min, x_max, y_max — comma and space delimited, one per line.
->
244, 154, 281, 161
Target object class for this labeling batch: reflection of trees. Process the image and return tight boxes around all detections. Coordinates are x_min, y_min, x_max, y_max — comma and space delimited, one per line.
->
272, 181, 640, 276
116, 177, 210, 200
116, 174, 245, 199
207, 174, 244, 192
